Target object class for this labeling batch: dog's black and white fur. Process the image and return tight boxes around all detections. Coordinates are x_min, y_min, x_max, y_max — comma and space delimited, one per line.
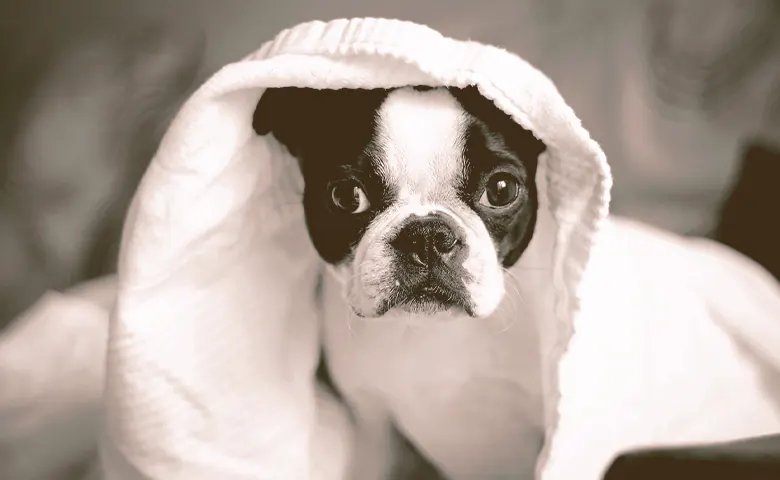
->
254, 85, 547, 479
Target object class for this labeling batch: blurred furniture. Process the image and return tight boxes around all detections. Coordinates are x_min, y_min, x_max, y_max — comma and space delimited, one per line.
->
604, 434, 780, 479
714, 142, 780, 281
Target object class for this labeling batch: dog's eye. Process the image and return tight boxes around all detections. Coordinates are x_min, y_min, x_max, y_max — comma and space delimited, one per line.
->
330, 180, 371, 214
480, 172, 520, 208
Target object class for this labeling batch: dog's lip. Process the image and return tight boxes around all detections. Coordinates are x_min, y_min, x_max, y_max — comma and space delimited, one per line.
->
401, 282, 457, 301
417, 284, 440, 294
378, 281, 475, 317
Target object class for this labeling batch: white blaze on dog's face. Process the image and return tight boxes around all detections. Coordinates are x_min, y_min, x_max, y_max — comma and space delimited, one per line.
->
253, 85, 546, 319
355, 88, 504, 318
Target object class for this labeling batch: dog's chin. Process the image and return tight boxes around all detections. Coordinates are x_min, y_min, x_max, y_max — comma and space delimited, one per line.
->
376, 282, 475, 317
344, 280, 488, 320
348, 279, 504, 319
377, 291, 477, 318
356, 302, 474, 321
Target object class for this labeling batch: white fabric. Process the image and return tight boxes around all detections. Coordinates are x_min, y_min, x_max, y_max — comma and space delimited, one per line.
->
0, 276, 354, 480
101, 17, 609, 480
4, 17, 780, 480
0, 285, 108, 480
547, 218, 780, 479
101, 17, 780, 480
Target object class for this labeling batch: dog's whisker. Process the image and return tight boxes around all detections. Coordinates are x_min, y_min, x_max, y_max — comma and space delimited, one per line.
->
502, 268, 528, 302
495, 268, 526, 333
504, 268, 544, 338
500, 287, 521, 333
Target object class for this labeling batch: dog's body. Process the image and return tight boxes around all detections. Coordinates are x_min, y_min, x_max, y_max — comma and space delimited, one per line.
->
320, 270, 545, 479
254, 85, 547, 479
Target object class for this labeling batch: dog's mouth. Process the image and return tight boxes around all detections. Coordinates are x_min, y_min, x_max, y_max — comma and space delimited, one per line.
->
375, 280, 475, 317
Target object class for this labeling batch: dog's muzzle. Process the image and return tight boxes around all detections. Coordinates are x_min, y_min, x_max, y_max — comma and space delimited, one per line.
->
378, 212, 475, 316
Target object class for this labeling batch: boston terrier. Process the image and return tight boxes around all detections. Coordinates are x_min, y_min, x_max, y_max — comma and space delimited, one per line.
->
253, 85, 547, 479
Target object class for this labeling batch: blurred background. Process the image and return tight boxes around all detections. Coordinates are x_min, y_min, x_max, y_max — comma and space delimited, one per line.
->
0, 0, 778, 331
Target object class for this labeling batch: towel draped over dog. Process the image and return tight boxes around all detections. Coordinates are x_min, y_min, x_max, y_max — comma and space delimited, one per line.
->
99, 17, 610, 479
3, 17, 780, 480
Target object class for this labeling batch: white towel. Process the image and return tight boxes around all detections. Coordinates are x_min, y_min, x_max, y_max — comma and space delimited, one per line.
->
99, 17, 611, 480
4, 17, 779, 480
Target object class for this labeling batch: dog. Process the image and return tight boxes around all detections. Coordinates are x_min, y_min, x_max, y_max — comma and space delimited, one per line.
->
253, 85, 547, 479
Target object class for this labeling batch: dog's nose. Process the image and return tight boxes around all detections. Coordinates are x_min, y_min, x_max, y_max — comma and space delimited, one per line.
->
391, 214, 465, 267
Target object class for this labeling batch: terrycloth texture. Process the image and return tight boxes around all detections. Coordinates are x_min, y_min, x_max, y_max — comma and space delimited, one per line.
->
100, 17, 609, 480
0, 275, 353, 480
547, 218, 780, 479
94, 16, 780, 480
0, 286, 108, 480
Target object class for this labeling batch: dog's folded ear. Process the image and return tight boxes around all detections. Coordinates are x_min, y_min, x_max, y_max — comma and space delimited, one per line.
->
251, 87, 286, 136
252, 87, 390, 163
252, 87, 322, 160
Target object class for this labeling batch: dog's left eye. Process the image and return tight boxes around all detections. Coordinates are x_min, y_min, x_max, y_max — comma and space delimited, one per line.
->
480, 172, 521, 208
330, 180, 371, 214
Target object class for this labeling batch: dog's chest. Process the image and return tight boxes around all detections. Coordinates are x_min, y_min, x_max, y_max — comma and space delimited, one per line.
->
320, 272, 544, 477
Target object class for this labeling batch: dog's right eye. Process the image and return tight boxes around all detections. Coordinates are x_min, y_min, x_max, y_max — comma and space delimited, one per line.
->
329, 180, 371, 214
479, 172, 521, 208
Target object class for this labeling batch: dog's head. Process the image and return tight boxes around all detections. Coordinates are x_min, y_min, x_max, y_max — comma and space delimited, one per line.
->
253, 85, 545, 319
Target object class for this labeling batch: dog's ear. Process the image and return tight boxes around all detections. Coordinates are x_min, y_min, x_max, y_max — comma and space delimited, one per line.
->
449, 85, 547, 163
252, 87, 326, 160
252, 87, 288, 136
253, 87, 391, 163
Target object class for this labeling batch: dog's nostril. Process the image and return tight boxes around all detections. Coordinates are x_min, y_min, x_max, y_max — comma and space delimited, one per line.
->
392, 230, 428, 263
433, 231, 459, 255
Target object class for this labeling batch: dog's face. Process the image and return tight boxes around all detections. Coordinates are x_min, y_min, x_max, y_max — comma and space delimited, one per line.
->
253, 85, 545, 319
